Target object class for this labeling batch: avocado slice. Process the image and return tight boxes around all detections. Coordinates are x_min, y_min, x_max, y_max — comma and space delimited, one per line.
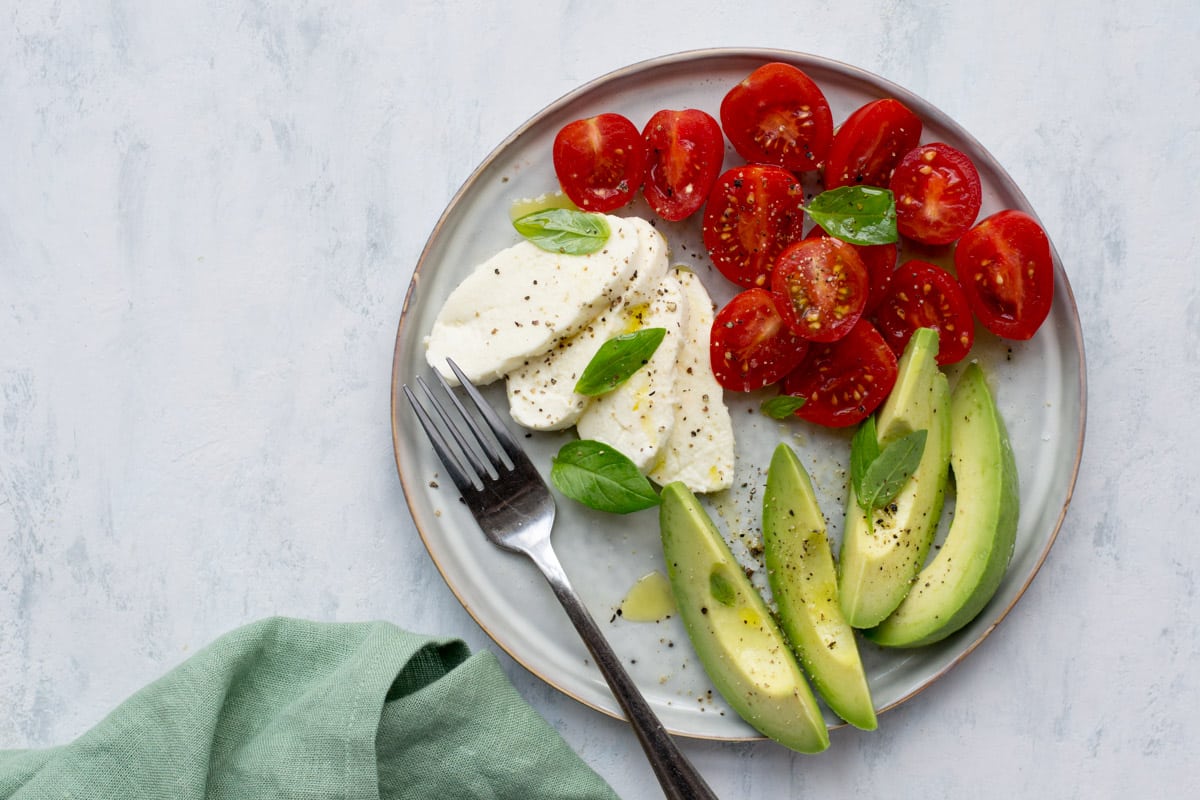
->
763, 443, 877, 731
659, 482, 830, 753
838, 327, 952, 629
866, 363, 1019, 647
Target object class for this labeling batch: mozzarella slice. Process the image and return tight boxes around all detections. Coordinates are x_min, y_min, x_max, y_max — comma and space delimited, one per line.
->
425, 215, 643, 385
648, 268, 735, 493
505, 218, 670, 430
576, 271, 688, 472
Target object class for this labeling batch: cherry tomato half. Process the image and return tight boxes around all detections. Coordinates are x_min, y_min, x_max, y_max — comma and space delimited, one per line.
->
702, 165, 806, 289
824, 98, 923, 190
552, 113, 646, 213
874, 259, 975, 365
890, 142, 982, 245
769, 237, 869, 343
954, 210, 1055, 341
804, 223, 898, 316
640, 108, 725, 222
710, 288, 810, 392
781, 319, 898, 428
719, 62, 834, 172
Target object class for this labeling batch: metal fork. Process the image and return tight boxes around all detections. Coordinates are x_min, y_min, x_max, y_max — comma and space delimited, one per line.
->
405, 359, 718, 800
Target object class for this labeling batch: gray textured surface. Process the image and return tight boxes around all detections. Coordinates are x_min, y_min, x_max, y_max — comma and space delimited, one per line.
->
2, 1, 1197, 797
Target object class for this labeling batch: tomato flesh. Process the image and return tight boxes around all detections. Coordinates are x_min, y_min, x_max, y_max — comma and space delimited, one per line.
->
640, 108, 725, 222
781, 319, 898, 428
955, 209, 1054, 340
709, 288, 810, 392
719, 62, 834, 172
552, 113, 646, 213
769, 237, 868, 343
890, 142, 982, 245
702, 165, 806, 289
874, 259, 975, 365
804, 224, 897, 316
824, 98, 923, 190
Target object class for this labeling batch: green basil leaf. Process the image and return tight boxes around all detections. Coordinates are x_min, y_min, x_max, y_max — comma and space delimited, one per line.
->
858, 429, 927, 514
806, 186, 898, 246
512, 208, 610, 255
849, 416, 880, 501
760, 395, 807, 420
574, 328, 666, 397
550, 439, 660, 514
709, 568, 737, 607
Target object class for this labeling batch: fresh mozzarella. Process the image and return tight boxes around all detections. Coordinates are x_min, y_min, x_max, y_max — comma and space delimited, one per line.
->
576, 270, 688, 472
648, 268, 735, 493
505, 218, 669, 430
425, 215, 643, 385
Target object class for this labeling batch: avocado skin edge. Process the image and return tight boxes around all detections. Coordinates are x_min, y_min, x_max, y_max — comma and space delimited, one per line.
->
865, 362, 1020, 648
659, 481, 830, 754
763, 443, 878, 731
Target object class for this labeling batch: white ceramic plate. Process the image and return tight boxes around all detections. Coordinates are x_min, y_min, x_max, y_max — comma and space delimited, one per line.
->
390, 49, 1086, 740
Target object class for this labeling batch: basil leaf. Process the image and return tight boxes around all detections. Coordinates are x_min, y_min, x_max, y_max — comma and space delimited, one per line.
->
550, 440, 660, 514
760, 395, 807, 420
806, 186, 898, 246
849, 416, 880, 500
574, 328, 666, 397
709, 568, 737, 607
513, 208, 610, 255
858, 429, 927, 514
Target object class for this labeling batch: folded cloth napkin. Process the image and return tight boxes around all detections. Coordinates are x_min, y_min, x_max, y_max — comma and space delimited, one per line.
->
0, 617, 620, 799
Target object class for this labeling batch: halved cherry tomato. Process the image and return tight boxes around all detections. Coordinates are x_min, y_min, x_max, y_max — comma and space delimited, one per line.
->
769, 237, 869, 343
890, 142, 982, 245
804, 224, 897, 316
710, 288, 809, 392
719, 62, 834, 172
874, 259, 975, 365
702, 165, 806, 289
552, 113, 646, 213
824, 98, 923, 190
781, 319, 898, 428
640, 108, 725, 222
954, 210, 1054, 340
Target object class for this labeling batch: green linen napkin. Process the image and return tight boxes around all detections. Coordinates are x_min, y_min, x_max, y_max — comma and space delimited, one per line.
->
0, 617, 620, 799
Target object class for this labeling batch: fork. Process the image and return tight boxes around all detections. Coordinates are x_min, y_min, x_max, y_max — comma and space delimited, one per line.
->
405, 359, 718, 800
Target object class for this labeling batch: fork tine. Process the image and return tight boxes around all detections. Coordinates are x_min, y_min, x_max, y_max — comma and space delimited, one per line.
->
445, 359, 530, 470
417, 375, 496, 480
402, 383, 479, 494
430, 368, 512, 474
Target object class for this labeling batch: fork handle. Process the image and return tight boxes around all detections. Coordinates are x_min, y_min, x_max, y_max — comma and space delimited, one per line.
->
525, 537, 719, 800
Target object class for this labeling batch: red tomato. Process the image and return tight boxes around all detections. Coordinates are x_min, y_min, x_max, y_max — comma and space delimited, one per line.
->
874, 259, 975, 365
954, 210, 1054, 340
552, 113, 646, 213
719, 62, 834, 172
710, 288, 810, 392
701, 165, 806, 289
640, 108, 725, 222
769, 237, 869, 343
824, 98, 923, 190
804, 224, 898, 316
890, 142, 982, 245
781, 319, 898, 428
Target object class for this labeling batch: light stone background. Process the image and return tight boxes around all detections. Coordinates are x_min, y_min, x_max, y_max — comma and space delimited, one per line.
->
2, 1, 1197, 797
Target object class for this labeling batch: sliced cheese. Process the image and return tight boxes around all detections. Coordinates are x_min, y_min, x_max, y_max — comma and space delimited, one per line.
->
425, 215, 643, 385
505, 218, 670, 430
576, 270, 688, 472
648, 268, 735, 493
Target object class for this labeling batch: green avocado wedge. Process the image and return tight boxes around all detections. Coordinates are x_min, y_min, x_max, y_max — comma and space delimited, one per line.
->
763, 444, 877, 731
866, 363, 1020, 647
838, 328, 953, 629
659, 482, 830, 754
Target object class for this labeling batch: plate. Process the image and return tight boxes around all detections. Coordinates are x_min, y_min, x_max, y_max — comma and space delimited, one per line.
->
390, 49, 1086, 740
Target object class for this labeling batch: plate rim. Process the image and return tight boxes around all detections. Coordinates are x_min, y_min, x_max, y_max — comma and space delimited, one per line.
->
390, 46, 1088, 740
